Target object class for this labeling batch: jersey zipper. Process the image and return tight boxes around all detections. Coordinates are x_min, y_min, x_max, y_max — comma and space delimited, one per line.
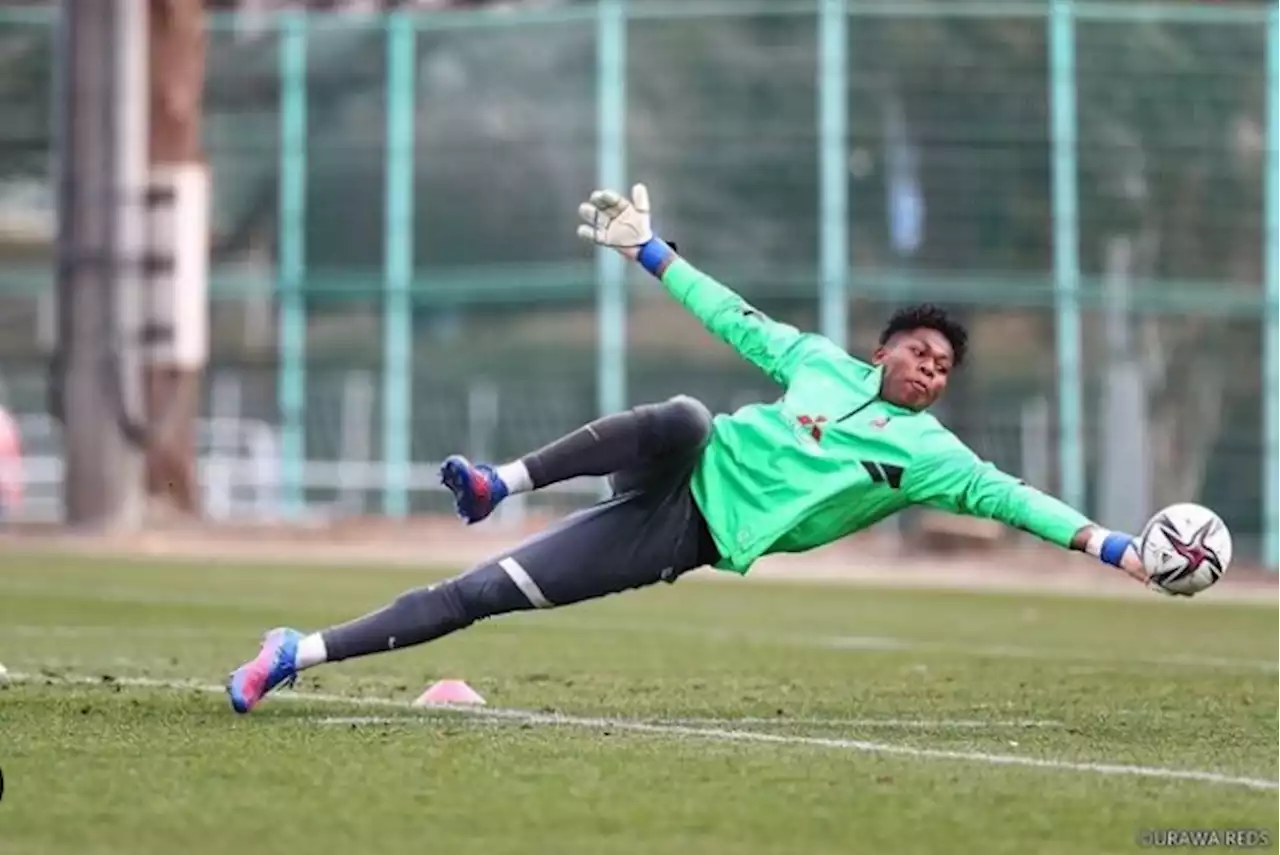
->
835, 399, 876, 424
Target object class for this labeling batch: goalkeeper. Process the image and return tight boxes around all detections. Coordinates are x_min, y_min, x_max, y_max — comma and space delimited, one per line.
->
227, 184, 1158, 714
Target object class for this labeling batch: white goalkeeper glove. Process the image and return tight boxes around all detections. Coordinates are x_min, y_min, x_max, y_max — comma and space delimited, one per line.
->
576, 182, 681, 277
576, 183, 654, 256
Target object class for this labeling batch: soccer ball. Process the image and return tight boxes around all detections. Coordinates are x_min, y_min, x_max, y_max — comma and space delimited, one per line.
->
1139, 503, 1232, 597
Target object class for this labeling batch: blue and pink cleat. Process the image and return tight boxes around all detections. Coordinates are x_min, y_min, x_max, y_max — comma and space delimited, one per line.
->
439, 454, 508, 524
226, 627, 302, 714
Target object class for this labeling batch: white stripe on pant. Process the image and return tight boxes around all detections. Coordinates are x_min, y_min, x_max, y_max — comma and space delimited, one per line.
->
498, 557, 553, 608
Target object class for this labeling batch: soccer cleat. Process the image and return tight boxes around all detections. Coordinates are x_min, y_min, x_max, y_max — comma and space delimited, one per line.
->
226, 627, 302, 714
440, 454, 509, 524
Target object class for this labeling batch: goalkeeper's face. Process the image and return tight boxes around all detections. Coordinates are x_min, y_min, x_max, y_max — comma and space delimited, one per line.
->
873, 328, 954, 411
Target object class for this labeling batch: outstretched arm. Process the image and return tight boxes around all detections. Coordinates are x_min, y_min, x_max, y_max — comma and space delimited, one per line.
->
577, 184, 847, 386
904, 449, 1152, 587
648, 251, 844, 387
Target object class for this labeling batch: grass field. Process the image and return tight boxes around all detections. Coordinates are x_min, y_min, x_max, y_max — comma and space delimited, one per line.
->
1, 551, 1276, 855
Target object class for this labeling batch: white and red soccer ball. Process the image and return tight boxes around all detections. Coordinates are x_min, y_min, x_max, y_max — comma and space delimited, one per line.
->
1139, 502, 1233, 597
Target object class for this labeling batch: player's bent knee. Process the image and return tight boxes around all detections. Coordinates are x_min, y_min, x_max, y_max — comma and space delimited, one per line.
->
661, 394, 713, 451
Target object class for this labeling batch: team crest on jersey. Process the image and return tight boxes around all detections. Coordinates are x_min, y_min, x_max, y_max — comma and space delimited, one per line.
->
869, 416, 890, 429
797, 414, 827, 442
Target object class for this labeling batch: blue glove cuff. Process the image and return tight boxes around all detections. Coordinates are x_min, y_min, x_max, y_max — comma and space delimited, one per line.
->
1100, 532, 1134, 567
637, 237, 676, 277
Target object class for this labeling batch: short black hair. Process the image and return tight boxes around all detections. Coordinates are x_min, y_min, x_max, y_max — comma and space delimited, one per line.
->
878, 303, 969, 367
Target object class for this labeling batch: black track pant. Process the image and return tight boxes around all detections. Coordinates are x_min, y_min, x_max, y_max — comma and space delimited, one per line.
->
320, 396, 722, 663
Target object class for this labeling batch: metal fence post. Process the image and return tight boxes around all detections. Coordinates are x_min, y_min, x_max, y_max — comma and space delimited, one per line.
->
382, 13, 415, 518
1263, 4, 1278, 567
277, 12, 308, 518
596, 0, 627, 425
1049, 0, 1085, 512
818, 0, 848, 348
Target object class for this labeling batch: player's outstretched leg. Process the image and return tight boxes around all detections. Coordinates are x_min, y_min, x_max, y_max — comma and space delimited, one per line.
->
226, 560, 540, 714
227, 453, 718, 714
440, 394, 711, 524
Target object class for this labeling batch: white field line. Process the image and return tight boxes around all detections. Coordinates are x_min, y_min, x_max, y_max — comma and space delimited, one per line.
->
312, 715, 1065, 729
7, 670, 1277, 792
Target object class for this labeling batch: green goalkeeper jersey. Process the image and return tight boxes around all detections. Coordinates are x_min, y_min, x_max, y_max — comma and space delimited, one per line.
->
657, 257, 1092, 574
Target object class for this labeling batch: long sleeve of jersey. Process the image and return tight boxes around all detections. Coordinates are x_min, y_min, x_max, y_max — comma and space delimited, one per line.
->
658, 257, 849, 387
904, 448, 1092, 548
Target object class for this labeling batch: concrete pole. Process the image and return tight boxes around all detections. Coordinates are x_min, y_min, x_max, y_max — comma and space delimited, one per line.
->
54, 0, 149, 530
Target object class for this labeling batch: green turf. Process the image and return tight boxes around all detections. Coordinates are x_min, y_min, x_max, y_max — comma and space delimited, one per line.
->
0, 552, 1276, 855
